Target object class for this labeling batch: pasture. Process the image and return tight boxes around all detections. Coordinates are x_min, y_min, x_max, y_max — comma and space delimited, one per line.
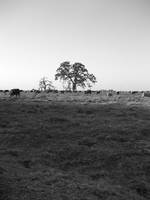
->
0, 92, 150, 199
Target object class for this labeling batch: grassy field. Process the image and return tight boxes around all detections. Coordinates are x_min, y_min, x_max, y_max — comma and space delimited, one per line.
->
0, 93, 150, 199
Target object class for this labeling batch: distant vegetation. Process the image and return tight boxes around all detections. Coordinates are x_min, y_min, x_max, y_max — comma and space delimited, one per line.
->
39, 77, 54, 91
36, 62, 97, 92
1, 61, 150, 97
55, 61, 97, 91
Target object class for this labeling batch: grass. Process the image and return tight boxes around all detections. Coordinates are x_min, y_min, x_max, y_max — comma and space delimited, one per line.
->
0, 96, 150, 199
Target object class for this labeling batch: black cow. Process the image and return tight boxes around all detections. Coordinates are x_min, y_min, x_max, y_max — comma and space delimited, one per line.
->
4, 90, 9, 94
96, 91, 101, 94
66, 90, 72, 93
131, 91, 138, 94
10, 89, 20, 97
52, 90, 58, 93
85, 90, 92, 94
60, 90, 65, 94
107, 92, 113, 97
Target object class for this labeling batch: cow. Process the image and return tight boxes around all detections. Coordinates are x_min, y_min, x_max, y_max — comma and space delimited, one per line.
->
60, 90, 65, 94
131, 91, 138, 94
10, 89, 20, 97
84, 90, 92, 94
143, 92, 150, 97
107, 92, 113, 97
46, 89, 54, 93
65, 90, 72, 93
30, 89, 35, 92
4, 90, 9, 95
52, 90, 58, 93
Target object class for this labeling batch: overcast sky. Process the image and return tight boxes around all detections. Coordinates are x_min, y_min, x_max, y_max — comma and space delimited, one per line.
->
0, 0, 150, 90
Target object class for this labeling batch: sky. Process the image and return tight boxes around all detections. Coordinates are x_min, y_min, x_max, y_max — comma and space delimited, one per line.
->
0, 0, 150, 91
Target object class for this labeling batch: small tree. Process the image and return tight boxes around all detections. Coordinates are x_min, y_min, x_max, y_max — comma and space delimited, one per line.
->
55, 62, 97, 91
39, 77, 54, 91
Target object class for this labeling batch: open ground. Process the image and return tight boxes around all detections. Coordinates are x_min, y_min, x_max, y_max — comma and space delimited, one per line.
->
0, 92, 150, 199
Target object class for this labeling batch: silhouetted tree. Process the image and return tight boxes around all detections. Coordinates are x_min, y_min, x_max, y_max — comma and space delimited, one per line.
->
55, 62, 97, 91
39, 77, 54, 91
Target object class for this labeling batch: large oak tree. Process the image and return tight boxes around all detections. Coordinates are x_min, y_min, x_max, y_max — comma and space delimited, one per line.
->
55, 62, 97, 91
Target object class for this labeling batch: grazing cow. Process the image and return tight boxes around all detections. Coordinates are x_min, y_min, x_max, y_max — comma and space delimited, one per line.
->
4, 90, 9, 95
52, 90, 58, 93
131, 91, 138, 94
116, 91, 120, 95
96, 91, 101, 94
65, 90, 72, 93
85, 90, 92, 94
60, 90, 65, 94
10, 89, 20, 97
30, 89, 35, 92
143, 92, 150, 97
107, 92, 113, 97
46, 89, 56, 93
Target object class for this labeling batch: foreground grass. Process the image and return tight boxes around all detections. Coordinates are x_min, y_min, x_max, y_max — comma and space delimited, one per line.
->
0, 99, 150, 199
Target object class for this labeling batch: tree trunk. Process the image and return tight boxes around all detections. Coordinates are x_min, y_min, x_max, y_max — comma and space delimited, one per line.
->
72, 83, 77, 92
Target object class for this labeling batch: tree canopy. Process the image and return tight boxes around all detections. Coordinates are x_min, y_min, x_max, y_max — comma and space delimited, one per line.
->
55, 62, 97, 91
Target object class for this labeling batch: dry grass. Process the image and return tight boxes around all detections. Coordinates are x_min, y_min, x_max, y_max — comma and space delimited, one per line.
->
0, 93, 150, 199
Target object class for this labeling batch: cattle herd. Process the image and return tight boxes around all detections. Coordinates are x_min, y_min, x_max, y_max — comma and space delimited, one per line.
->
0, 88, 149, 98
